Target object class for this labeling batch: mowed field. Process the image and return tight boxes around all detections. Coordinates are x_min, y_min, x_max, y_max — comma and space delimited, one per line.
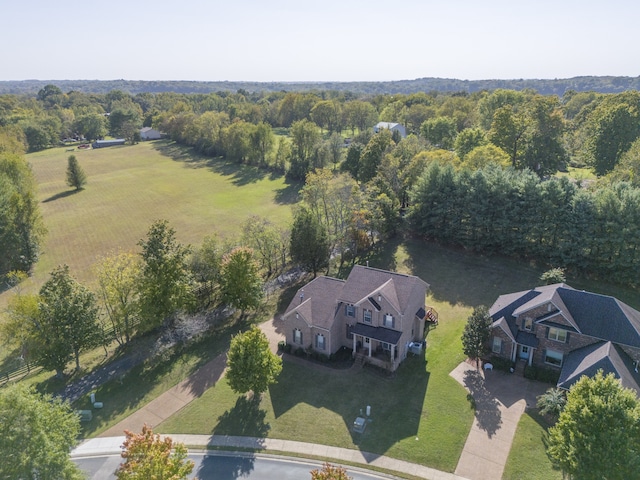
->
7, 140, 297, 298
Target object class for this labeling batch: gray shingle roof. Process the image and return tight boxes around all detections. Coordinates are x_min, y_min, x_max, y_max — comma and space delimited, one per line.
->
351, 323, 403, 345
557, 288, 640, 348
558, 341, 640, 393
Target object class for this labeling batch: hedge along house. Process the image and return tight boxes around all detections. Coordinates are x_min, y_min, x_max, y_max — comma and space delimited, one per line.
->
283, 265, 437, 371
489, 283, 640, 393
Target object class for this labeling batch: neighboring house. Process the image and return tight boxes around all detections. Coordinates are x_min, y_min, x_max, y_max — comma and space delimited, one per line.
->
140, 127, 163, 140
283, 265, 437, 371
373, 122, 407, 139
489, 283, 640, 393
92, 138, 126, 148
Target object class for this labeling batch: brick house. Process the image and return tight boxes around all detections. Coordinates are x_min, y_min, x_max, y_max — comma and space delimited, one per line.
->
282, 265, 436, 371
489, 283, 640, 393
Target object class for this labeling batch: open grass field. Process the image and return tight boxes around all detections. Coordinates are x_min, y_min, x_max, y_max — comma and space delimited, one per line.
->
6, 140, 298, 295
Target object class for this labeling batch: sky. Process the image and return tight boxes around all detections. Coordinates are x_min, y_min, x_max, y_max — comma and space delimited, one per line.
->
2, 0, 639, 82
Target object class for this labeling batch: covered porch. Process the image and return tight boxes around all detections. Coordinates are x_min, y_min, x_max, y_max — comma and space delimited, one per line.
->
511, 331, 539, 366
351, 323, 402, 371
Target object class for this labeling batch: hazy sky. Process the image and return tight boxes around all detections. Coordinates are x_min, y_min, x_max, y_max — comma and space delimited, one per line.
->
2, 0, 638, 82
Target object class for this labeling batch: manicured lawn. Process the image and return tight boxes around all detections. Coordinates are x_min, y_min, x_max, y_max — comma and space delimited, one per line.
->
503, 410, 562, 480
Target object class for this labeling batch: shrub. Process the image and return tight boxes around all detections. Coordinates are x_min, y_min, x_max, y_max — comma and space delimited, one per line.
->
489, 355, 514, 372
294, 347, 306, 357
524, 364, 560, 384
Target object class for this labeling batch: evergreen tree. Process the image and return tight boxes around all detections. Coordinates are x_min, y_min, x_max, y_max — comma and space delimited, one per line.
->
66, 154, 87, 190
461, 306, 492, 369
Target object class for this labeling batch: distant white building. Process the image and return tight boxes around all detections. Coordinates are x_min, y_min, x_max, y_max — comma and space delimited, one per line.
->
373, 122, 407, 139
140, 127, 163, 140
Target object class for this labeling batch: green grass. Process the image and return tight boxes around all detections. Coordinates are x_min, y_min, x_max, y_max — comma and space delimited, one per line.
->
503, 410, 562, 480
12, 140, 299, 291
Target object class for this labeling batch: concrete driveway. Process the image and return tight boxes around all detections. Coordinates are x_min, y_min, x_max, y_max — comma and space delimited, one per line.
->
450, 362, 548, 480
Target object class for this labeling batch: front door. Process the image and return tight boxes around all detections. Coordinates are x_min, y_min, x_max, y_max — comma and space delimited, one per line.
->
519, 345, 529, 360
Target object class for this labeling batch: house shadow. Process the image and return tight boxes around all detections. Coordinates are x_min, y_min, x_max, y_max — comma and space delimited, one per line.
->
401, 238, 543, 307
42, 189, 81, 203
269, 354, 429, 455
212, 394, 270, 440
462, 369, 502, 438
196, 452, 257, 480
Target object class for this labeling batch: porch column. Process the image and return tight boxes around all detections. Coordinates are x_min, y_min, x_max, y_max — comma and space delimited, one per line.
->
368, 339, 372, 357
352, 335, 357, 355
391, 344, 395, 363
511, 343, 517, 362
528, 349, 534, 366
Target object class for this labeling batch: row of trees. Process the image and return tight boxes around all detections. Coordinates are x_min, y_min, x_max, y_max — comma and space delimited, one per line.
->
409, 162, 640, 285
0, 127, 46, 276
6, 84, 640, 183
2, 220, 269, 376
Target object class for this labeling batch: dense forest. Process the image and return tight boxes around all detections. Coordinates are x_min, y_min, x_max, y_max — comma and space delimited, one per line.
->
3, 82, 640, 285
2, 76, 640, 96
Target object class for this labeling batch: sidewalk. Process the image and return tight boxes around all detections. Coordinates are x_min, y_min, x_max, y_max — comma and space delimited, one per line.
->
73, 435, 468, 480
100, 318, 284, 437
450, 362, 547, 480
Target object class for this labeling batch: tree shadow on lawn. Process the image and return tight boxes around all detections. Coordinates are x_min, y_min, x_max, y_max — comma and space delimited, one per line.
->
212, 394, 270, 439
402, 239, 544, 308
463, 369, 502, 438
268, 355, 429, 455
42, 189, 81, 203
153, 141, 271, 187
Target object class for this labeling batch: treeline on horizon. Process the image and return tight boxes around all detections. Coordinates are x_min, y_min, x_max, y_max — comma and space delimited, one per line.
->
2, 75, 640, 96
4, 82, 640, 287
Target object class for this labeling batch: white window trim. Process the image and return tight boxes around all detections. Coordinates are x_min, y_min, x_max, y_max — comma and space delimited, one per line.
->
545, 349, 563, 367
492, 336, 502, 354
548, 327, 567, 343
294, 328, 302, 344
363, 309, 372, 324
316, 333, 325, 350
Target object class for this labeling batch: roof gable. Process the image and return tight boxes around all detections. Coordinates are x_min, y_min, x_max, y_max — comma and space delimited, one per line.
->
558, 341, 640, 394
557, 288, 640, 348
283, 276, 345, 330
339, 265, 428, 317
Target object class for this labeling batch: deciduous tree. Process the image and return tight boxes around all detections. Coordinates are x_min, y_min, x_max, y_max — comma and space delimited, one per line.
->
290, 207, 330, 277
0, 384, 83, 480
310, 462, 353, 480
226, 326, 282, 395
95, 251, 141, 345
547, 371, 640, 479
219, 246, 264, 318
137, 220, 195, 332
37, 265, 102, 374
116, 425, 194, 480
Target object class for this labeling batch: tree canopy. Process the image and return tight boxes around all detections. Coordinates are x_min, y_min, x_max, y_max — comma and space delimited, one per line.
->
116, 425, 194, 480
226, 326, 282, 395
0, 384, 83, 480
37, 264, 102, 375
547, 371, 640, 479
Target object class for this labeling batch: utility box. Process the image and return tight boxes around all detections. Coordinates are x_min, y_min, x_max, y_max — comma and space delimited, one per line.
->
77, 410, 93, 422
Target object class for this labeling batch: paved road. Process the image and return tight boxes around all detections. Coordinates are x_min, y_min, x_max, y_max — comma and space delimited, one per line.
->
74, 452, 400, 479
